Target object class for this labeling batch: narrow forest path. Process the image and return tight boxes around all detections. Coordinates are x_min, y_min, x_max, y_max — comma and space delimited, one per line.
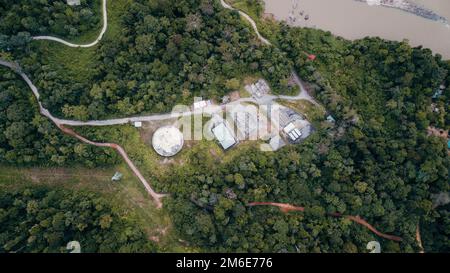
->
248, 202, 403, 242
219, 0, 271, 46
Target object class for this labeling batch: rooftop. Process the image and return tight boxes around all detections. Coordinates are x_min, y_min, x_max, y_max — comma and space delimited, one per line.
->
152, 126, 184, 157
212, 122, 237, 150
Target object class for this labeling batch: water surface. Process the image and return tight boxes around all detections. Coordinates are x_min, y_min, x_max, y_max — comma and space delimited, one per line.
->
264, 0, 450, 59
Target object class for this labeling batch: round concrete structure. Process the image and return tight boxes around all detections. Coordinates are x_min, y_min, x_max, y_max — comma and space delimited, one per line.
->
152, 126, 184, 157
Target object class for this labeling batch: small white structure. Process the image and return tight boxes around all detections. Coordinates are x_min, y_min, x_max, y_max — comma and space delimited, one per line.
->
326, 115, 336, 123
111, 172, 123, 182
193, 100, 211, 110
134, 121, 142, 128
283, 123, 296, 134
152, 126, 184, 157
283, 122, 303, 142
212, 122, 237, 150
67, 0, 81, 6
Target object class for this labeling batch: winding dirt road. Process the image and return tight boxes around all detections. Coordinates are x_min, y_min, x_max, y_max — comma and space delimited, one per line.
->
220, 0, 272, 46
32, 0, 108, 48
248, 202, 403, 242
0, 59, 166, 208
58, 124, 167, 208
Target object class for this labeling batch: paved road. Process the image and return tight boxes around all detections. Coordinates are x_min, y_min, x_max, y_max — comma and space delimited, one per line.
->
32, 0, 108, 48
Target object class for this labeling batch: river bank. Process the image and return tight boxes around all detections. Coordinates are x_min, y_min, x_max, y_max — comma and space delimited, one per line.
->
355, 0, 448, 25
264, 0, 450, 59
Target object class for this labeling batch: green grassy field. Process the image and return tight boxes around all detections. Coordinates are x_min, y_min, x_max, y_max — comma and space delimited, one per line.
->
0, 162, 198, 252
31, 0, 129, 82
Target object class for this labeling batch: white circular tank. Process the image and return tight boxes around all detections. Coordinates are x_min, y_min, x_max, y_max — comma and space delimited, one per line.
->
152, 126, 184, 157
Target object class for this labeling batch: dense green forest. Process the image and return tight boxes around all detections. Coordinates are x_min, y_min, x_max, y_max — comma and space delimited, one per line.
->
161, 22, 449, 253
0, 67, 119, 166
276, 26, 450, 130
0, 186, 155, 252
0, 0, 448, 253
0, 0, 100, 39
5, 0, 294, 120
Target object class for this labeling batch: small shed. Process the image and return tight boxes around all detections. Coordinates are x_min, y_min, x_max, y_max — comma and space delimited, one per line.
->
134, 121, 142, 128
326, 115, 336, 123
193, 98, 211, 110
111, 172, 123, 182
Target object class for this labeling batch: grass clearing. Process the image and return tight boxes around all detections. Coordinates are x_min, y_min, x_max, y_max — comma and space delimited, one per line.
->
65, 122, 258, 251
32, 0, 129, 83
0, 163, 197, 252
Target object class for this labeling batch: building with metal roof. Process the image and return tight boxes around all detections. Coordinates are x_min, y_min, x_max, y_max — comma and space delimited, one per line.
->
212, 122, 237, 150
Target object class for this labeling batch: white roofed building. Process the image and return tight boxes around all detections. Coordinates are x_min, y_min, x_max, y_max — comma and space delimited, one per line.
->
212, 122, 237, 150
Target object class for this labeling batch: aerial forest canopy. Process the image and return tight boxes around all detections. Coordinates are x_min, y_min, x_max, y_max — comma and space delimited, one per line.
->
0, 68, 118, 166
3, 0, 294, 120
0, 0, 101, 38
0, 186, 155, 253
162, 16, 450, 253
0, 0, 448, 253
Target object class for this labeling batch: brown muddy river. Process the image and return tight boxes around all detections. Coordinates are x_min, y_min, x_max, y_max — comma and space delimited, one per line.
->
264, 0, 450, 59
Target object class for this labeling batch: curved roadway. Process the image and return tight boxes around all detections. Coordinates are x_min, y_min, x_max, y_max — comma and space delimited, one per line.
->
0, 0, 319, 209
32, 0, 108, 47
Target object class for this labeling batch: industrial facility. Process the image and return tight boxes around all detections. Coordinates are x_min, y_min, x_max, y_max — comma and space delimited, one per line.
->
211, 122, 237, 150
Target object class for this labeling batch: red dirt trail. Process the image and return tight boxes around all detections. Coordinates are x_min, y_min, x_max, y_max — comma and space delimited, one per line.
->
58, 124, 167, 208
248, 202, 403, 242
